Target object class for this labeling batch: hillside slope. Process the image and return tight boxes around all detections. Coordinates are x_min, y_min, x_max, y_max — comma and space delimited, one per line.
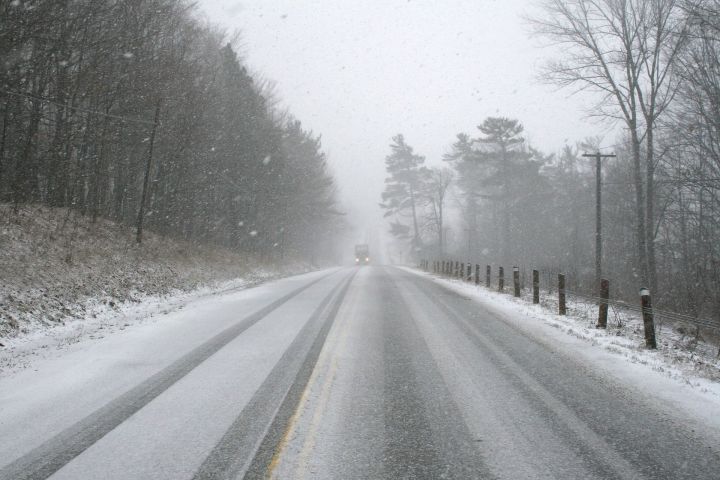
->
0, 204, 308, 340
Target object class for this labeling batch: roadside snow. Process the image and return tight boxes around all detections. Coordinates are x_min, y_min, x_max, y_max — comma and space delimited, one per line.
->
0, 204, 317, 369
0, 270, 304, 377
402, 267, 720, 435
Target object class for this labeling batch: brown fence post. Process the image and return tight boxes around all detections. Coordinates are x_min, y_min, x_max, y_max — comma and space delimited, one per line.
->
475, 264, 480, 285
640, 287, 657, 349
597, 278, 609, 328
466, 263, 472, 282
513, 266, 520, 297
533, 269, 539, 304
558, 273, 566, 315
486, 265, 491, 286
498, 267, 504, 292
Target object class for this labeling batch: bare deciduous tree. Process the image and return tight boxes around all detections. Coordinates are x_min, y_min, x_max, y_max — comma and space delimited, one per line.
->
530, 0, 689, 294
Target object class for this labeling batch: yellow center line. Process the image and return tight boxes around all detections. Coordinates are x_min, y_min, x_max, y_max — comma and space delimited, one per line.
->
294, 309, 354, 479
265, 280, 358, 479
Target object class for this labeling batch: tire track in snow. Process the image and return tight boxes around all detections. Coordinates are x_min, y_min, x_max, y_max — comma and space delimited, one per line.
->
192, 268, 358, 480
403, 268, 720, 479
0, 270, 338, 480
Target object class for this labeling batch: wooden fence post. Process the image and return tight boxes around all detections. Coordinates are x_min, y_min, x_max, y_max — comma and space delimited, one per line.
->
597, 278, 609, 328
533, 269, 539, 304
475, 264, 480, 285
498, 267, 504, 292
558, 273, 566, 315
466, 263, 472, 282
640, 288, 657, 349
486, 265, 491, 286
513, 266, 520, 297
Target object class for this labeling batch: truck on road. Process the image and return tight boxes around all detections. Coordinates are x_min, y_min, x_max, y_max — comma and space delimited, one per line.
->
354, 244, 370, 265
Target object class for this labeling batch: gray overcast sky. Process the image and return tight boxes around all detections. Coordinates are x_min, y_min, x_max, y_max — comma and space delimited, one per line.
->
197, 0, 614, 234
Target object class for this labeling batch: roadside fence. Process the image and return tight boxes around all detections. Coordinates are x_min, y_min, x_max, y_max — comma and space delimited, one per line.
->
420, 259, 720, 352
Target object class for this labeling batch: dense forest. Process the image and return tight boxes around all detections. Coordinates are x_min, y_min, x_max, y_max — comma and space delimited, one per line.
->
382, 0, 720, 320
0, 0, 341, 263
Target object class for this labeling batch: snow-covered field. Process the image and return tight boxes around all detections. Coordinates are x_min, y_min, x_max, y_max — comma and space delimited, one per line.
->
402, 267, 720, 425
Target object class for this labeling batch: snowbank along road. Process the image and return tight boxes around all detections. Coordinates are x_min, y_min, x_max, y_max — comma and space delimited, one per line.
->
0, 267, 718, 479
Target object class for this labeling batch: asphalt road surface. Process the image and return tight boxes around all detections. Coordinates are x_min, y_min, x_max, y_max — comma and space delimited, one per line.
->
1, 267, 718, 479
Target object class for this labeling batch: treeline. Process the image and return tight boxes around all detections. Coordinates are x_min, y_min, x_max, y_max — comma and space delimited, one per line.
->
0, 0, 340, 262
382, 0, 720, 319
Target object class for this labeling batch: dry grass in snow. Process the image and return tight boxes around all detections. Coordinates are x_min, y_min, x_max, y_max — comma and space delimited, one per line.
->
0, 204, 309, 344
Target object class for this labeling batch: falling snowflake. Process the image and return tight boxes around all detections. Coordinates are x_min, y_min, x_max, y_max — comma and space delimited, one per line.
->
249, 230, 258, 237
262, 155, 272, 165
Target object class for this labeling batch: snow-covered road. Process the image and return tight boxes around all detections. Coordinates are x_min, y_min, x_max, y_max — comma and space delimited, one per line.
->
1, 267, 718, 479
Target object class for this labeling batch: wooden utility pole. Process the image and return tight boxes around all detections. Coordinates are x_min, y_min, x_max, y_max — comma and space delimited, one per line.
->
136, 99, 162, 244
582, 152, 616, 293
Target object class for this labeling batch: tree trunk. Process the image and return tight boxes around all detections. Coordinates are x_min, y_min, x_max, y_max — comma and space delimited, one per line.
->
409, 185, 421, 250
14, 96, 42, 211
630, 128, 649, 285
438, 197, 443, 256
0, 100, 8, 197
645, 126, 658, 295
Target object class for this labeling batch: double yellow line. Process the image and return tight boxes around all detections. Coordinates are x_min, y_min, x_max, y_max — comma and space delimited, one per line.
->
265, 273, 360, 479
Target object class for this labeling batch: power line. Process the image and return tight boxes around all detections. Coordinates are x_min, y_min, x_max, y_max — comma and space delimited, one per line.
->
0, 89, 157, 126
597, 143, 623, 152
602, 178, 720, 185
